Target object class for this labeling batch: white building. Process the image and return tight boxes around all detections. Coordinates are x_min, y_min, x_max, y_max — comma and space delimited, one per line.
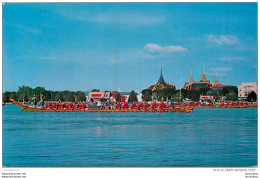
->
238, 83, 257, 99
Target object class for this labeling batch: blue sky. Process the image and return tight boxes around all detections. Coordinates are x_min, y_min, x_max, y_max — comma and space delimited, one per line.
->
3, 3, 257, 92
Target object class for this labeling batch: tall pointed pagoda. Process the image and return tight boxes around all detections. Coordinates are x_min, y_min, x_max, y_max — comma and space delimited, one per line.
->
189, 71, 194, 83
184, 67, 212, 90
148, 68, 175, 91
158, 69, 165, 84
200, 66, 209, 83
212, 74, 226, 90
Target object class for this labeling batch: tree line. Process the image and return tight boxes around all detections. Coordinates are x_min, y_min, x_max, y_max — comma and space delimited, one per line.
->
141, 86, 257, 102
3, 85, 86, 103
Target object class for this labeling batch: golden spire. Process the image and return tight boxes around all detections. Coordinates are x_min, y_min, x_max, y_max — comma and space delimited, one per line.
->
200, 66, 208, 82
189, 71, 194, 83
213, 73, 221, 86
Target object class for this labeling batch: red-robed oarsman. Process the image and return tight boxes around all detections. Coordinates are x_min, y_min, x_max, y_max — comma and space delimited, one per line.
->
144, 102, 151, 109
123, 102, 130, 109
226, 102, 230, 107
72, 104, 75, 110
236, 101, 239, 106
66, 104, 70, 110
130, 102, 137, 109
45, 102, 49, 109
152, 101, 159, 109
231, 101, 235, 106
59, 103, 62, 110
69, 102, 73, 109
79, 103, 83, 109
116, 101, 122, 109
121, 96, 126, 103
245, 101, 248, 106
53, 102, 57, 109
220, 102, 225, 107
159, 101, 167, 109
82, 102, 87, 109
49, 102, 53, 108
240, 101, 244, 106
137, 102, 143, 110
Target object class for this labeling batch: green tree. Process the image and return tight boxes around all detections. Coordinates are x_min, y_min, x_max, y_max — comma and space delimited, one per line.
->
175, 92, 184, 102
227, 91, 237, 101
91, 89, 100, 92
75, 91, 86, 102
55, 92, 65, 101
143, 91, 152, 101
18, 94, 29, 102
187, 90, 200, 101
128, 90, 138, 103
3, 93, 9, 103
211, 90, 221, 102
17, 85, 32, 98
10, 92, 17, 100
66, 92, 75, 102
247, 91, 257, 102
199, 88, 210, 95
221, 87, 229, 96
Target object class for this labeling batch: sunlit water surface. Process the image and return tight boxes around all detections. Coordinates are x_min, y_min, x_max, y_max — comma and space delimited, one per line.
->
3, 105, 257, 167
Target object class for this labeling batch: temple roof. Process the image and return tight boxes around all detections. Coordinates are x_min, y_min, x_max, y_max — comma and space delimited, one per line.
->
200, 66, 209, 82
189, 71, 194, 83
213, 74, 221, 86
158, 69, 165, 84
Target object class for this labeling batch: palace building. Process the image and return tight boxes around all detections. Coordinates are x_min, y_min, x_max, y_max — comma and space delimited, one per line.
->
212, 74, 226, 90
184, 67, 212, 90
148, 69, 175, 91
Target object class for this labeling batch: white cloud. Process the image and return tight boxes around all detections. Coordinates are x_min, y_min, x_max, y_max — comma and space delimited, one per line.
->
220, 56, 245, 61
5, 22, 42, 34
144, 43, 188, 53
210, 67, 233, 72
56, 9, 164, 26
206, 35, 239, 45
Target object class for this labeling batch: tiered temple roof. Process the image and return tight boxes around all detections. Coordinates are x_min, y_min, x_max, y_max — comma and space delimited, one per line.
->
200, 66, 209, 83
148, 69, 175, 91
212, 74, 226, 90
184, 67, 212, 90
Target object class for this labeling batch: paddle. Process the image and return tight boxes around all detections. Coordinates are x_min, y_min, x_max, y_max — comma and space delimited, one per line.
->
22, 102, 30, 111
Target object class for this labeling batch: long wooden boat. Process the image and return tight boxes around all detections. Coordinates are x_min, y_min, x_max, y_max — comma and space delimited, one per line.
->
10, 99, 193, 113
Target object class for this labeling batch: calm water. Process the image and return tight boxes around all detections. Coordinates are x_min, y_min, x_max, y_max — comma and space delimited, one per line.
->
3, 104, 257, 167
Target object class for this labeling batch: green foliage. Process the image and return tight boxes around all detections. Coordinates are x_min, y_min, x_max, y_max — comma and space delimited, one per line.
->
187, 90, 200, 101
227, 91, 237, 101
17, 85, 33, 95
116, 93, 122, 102
143, 91, 152, 101
150, 88, 176, 101
91, 89, 100, 92
33, 87, 46, 96
75, 91, 86, 102
175, 92, 184, 102
247, 91, 257, 102
128, 90, 138, 103
141, 89, 152, 96
55, 93, 65, 101
66, 93, 75, 102
3, 93, 9, 103
199, 88, 210, 95
221, 86, 238, 96
211, 90, 221, 101
18, 94, 29, 102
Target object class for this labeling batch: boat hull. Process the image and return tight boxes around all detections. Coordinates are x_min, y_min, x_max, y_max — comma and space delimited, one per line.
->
10, 99, 193, 113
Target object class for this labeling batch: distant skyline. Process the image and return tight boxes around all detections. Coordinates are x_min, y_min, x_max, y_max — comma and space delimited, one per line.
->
3, 3, 257, 92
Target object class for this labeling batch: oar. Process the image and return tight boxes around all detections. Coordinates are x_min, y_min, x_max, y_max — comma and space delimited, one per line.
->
22, 103, 30, 111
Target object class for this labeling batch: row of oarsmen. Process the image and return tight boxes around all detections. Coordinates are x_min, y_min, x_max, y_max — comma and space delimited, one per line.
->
42, 100, 175, 110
